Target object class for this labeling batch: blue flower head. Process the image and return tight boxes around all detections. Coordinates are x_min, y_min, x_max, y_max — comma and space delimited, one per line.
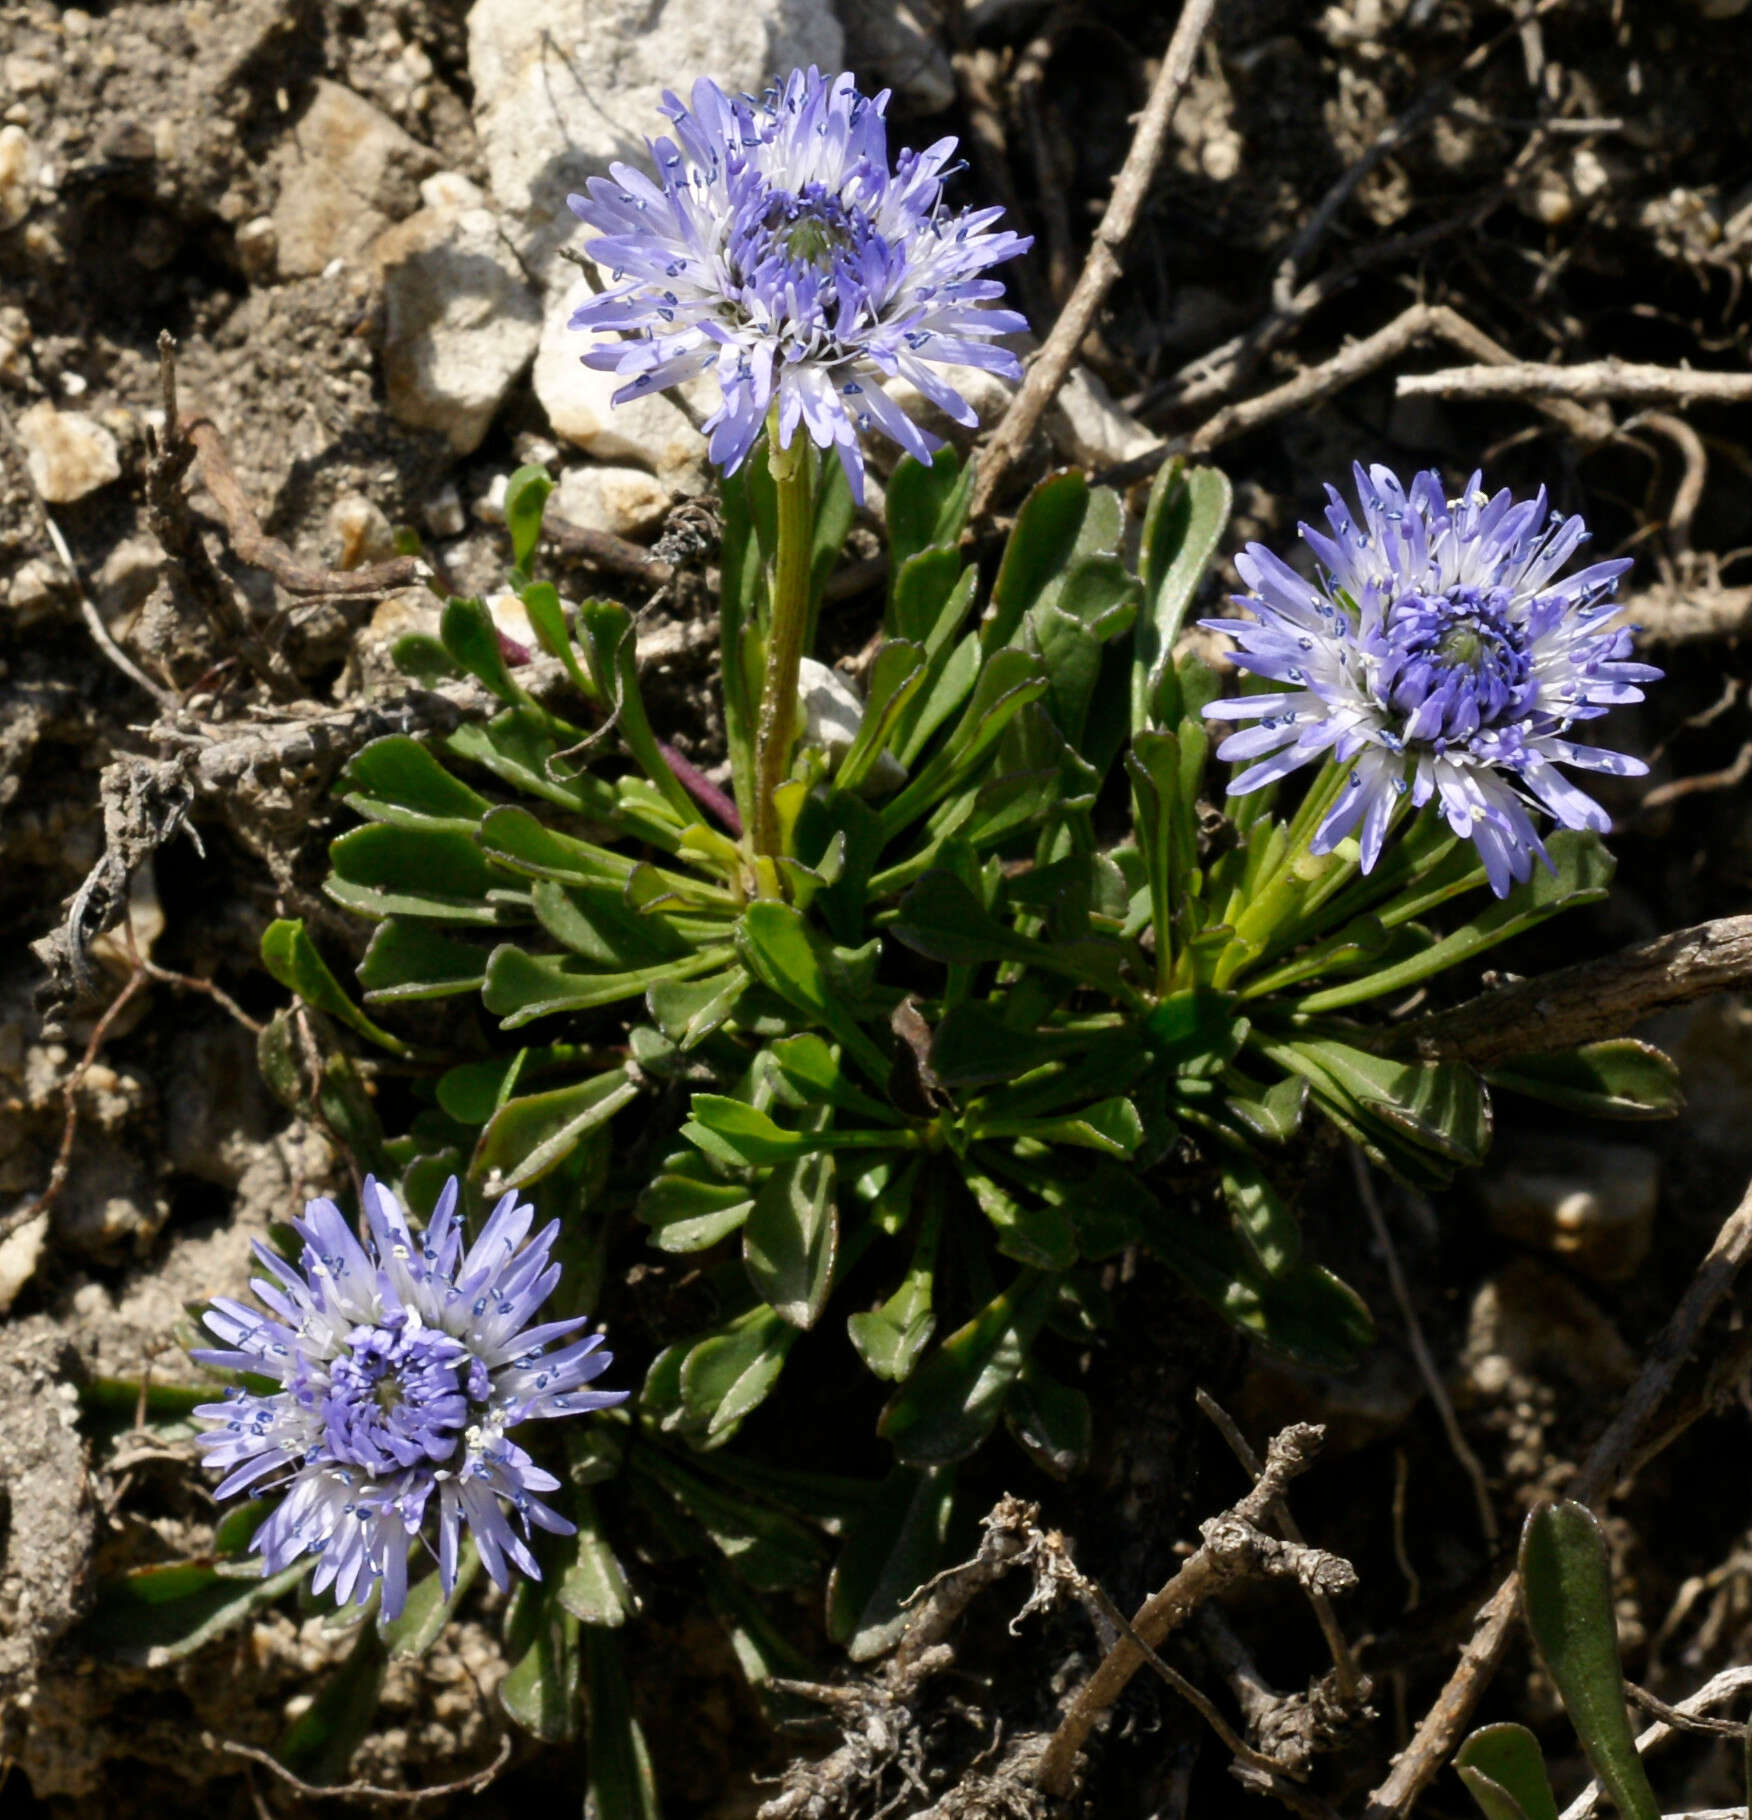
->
566, 67, 1031, 501
1203, 465, 1661, 896
193, 1178, 626, 1620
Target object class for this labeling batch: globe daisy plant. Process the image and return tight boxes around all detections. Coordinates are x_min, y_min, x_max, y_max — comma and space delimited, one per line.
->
194, 1177, 626, 1620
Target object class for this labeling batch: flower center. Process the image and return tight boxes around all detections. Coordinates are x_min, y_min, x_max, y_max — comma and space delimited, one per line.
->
762, 187, 859, 271
1377, 584, 1533, 745
321, 1316, 485, 1477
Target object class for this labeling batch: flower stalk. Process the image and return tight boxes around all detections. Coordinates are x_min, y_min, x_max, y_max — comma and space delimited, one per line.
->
750, 426, 817, 862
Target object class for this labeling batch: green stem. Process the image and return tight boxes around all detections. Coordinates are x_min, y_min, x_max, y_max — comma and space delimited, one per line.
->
1211, 760, 1351, 990
751, 424, 816, 863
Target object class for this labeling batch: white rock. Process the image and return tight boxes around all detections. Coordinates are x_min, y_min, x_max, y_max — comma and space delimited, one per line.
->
553, 463, 672, 539
272, 80, 440, 278
834, 2, 955, 112
1045, 366, 1158, 470
487, 590, 537, 652
467, 0, 843, 286
4, 55, 57, 97
423, 481, 466, 538
376, 205, 542, 454
0, 1211, 46, 1315
4, 556, 60, 622
475, 473, 510, 523
0, 124, 36, 231
420, 170, 487, 213
800, 657, 906, 790
94, 536, 162, 622
235, 215, 278, 284
15, 401, 121, 503
534, 275, 708, 486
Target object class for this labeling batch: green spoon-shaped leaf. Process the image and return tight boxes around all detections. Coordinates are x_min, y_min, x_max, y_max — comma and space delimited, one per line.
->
1519, 1500, 1660, 1820
1455, 1723, 1559, 1820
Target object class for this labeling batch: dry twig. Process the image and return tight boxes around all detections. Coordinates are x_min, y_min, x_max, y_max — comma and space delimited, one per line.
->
1397, 357, 1752, 406
1559, 1666, 1752, 1820
1627, 580, 1752, 645
144, 333, 302, 699
182, 418, 428, 599
971, 0, 1221, 516
203, 1730, 512, 1806
1382, 912, 1752, 1065
757, 1495, 1044, 1820
1364, 1167, 1752, 1820
544, 511, 675, 586
1099, 303, 1613, 492
1037, 1423, 1354, 1797
1195, 1389, 1367, 1705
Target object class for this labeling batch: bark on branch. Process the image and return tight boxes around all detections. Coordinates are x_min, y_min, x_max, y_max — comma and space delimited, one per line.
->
1381, 913, 1752, 1065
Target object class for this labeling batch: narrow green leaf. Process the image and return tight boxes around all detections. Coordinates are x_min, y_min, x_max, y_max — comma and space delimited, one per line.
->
984, 470, 1094, 652
639, 1160, 755, 1253
744, 1149, 839, 1328
78, 1558, 312, 1667
356, 919, 489, 1004
1519, 1500, 1659, 1820
530, 876, 697, 967
878, 647, 1051, 835
1487, 1041, 1682, 1121
1135, 1187, 1375, 1370
499, 1586, 580, 1742
261, 919, 415, 1056
1297, 831, 1614, 1012
520, 579, 599, 702
1134, 461, 1233, 731
734, 902, 891, 1081
879, 1271, 1057, 1466
827, 1465, 956, 1661
1005, 1358, 1092, 1479
886, 446, 971, 578
577, 597, 701, 824
383, 1543, 479, 1658
555, 1491, 633, 1627
584, 1629, 663, 1820
391, 630, 460, 683
1220, 1150, 1303, 1277
963, 1167, 1078, 1270
647, 968, 749, 1049
835, 639, 927, 793
326, 823, 515, 924
679, 1303, 798, 1443
442, 594, 528, 705
482, 944, 733, 1029
1261, 1036, 1491, 1170
643, 1455, 828, 1590
473, 1069, 639, 1188
443, 708, 619, 818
